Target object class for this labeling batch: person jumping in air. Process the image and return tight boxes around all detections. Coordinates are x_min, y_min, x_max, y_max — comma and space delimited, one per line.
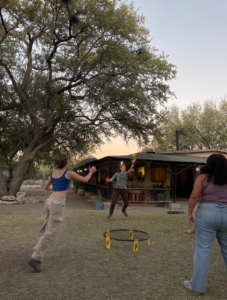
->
28, 154, 96, 272
106, 158, 136, 219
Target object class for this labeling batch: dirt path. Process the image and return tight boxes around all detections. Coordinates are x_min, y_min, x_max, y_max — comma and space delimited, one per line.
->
0, 188, 95, 214
0, 188, 189, 215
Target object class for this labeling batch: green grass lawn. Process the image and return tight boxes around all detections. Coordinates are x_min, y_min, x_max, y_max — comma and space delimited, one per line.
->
0, 210, 226, 300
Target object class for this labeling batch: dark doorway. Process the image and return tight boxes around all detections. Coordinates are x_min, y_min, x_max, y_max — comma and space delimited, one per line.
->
176, 168, 194, 198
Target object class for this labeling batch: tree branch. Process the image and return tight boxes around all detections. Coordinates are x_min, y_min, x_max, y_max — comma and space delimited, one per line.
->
22, 159, 34, 181
0, 58, 19, 92
21, 32, 34, 90
0, 8, 8, 34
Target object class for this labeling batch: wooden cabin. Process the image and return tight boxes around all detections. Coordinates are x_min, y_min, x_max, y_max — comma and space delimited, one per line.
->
74, 152, 207, 203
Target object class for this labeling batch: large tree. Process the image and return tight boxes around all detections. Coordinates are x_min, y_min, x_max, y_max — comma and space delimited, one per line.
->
0, 0, 176, 195
145, 99, 227, 152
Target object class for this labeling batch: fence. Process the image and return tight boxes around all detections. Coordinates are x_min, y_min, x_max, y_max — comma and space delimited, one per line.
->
85, 184, 109, 201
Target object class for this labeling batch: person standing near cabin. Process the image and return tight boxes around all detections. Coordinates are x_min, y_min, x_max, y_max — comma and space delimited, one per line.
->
28, 154, 96, 272
184, 154, 227, 294
106, 158, 136, 219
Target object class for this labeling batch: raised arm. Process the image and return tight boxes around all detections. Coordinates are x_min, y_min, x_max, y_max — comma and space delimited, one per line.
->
127, 158, 136, 174
67, 167, 97, 183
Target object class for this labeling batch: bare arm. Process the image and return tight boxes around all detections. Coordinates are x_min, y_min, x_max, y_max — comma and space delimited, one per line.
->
106, 172, 118, 183
106, 178, 114, 183
127, 158, 136, 174
187, 174, 206, 225
67, 167, 96, 183
44, 176, 52, 190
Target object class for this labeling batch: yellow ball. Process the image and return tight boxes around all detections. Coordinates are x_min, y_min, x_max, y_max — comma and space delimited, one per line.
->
132, 154, 136, 158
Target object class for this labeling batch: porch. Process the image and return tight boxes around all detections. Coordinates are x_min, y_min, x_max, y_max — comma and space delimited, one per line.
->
74, 152, 206, 203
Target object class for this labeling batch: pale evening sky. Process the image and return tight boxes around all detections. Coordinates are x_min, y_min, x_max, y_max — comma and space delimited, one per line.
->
92, 0, 227, 159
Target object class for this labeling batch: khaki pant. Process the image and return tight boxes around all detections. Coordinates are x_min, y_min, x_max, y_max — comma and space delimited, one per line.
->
32, 195, 66, 262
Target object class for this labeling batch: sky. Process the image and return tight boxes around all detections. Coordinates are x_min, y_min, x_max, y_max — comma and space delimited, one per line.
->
91, 0, 227, 159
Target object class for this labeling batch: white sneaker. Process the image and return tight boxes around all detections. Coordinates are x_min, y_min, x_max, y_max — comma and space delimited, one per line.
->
184, 281, 203, 295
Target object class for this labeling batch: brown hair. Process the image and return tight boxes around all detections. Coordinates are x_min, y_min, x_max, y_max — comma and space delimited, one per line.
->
52, 154, 68, 169
118, 164, 126, 172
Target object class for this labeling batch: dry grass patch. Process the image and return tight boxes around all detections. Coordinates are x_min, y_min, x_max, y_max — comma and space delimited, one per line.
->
0, 211, 226, 300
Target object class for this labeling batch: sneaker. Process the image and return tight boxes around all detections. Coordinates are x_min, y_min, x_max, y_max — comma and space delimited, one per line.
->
184, 281, 203, 295
122, 211, 128, 217
106, 215, 111, 219
28, 258, 42, 272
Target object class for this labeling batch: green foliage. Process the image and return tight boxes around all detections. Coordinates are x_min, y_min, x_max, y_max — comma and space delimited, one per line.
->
155, 193, 167, 201
150, 183, 170, 200
0, 0, 176, 193
143, 98, 227, 151
78, 182, 85, 189
36, 166, 53, 177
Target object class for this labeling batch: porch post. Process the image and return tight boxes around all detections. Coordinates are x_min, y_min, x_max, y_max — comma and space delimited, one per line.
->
108, 157, 113, 200
171, 163, 176, 203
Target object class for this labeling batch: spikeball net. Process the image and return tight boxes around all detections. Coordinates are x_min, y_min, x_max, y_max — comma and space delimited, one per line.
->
103, 229, 150, 252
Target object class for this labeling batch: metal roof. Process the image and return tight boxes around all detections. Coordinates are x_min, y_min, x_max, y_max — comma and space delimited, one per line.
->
74, 152, 207, 169
159, 149, 227, 155
74, 156, 97, 169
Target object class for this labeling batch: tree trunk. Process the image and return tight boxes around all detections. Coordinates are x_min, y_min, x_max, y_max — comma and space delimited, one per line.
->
0, 167, 8, 197
8, 156, 34, 196
8, 178, 24, 196
8, 158, 29, 195
8, 141, 38, 196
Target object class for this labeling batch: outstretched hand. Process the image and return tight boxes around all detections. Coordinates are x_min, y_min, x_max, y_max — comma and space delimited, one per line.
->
131, 158, 136, 164
89, 166, 97, 174
106, 177, 111, 183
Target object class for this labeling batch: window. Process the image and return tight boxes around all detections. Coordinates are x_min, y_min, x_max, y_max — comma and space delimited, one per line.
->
151, 167, 166, 183
137, 166, 145, 182
128, 169, 135, 181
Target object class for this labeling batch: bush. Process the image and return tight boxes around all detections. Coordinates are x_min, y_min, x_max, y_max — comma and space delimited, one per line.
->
150, 183, 170, 200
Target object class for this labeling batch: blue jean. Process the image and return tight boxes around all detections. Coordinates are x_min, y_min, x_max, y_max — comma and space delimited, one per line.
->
189, 203, 227, 293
